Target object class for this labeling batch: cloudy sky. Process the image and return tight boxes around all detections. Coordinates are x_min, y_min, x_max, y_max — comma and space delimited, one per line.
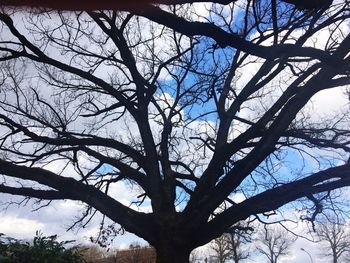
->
0, 180, 348, 263
0, 2, 350, 263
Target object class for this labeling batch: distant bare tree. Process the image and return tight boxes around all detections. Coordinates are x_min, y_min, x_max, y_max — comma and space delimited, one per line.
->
256, 226, 296, 263
80, 245, 106, 263
227, 228, 251, 263
210, 234, 231, 263
316, 218, 350, 263
210, 227, 251, 263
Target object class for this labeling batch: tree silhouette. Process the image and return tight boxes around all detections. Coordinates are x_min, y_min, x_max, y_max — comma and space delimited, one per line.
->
316, 217, 350, 263
210, 228, 251, 263
256, 225, 296, 263
210, 234, 231, 263
228, 227, 251, 263
0, 1, 350, 262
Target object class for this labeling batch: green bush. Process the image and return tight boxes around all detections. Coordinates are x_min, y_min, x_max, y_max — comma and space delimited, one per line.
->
0, 231, 85, 263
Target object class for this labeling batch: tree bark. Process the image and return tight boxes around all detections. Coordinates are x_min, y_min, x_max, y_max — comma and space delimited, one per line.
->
155, 244, 191, 263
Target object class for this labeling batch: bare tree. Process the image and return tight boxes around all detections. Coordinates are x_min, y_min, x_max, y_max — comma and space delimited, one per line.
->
316, 218, 350, 263
211, 229, 250, 263
0, 1, 350, 262
227, 227, 251, 263
210, 234, 231, 263
256, 225, 296, 263
80, 245, 106, 263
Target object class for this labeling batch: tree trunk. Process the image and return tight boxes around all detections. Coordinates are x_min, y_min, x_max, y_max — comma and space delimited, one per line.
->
155, 244, 191, 263
332, 247, 337, 263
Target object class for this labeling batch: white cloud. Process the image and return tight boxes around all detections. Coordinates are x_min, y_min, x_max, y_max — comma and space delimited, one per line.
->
230, 192, 246, 203
0, 215, 44, 238
0, 4, 349, 261
0, 196, 143, 248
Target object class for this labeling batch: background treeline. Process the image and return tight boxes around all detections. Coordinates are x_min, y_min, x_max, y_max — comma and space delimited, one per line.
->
1, 218, 349, 263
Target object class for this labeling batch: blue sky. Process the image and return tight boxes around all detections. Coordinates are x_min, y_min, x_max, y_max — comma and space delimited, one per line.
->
0, 2, 350, 262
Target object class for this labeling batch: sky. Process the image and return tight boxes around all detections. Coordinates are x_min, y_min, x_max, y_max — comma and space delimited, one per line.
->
0, 199, 340, 263
0, 195, 330, 263
0, 1, 350, 263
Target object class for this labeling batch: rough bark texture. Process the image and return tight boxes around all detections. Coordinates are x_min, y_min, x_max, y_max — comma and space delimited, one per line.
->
155, 245, 191, 263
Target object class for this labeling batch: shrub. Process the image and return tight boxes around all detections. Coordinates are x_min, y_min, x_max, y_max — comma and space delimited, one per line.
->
0, 231, 85, 263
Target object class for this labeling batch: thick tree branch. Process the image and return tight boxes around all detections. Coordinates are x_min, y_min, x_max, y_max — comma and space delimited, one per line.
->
86, 12, 164, 212
0, 112, 146, 165
80, 147, 150, 192
132, 5, 344, 65
283, 129, 350, 152
0, 160, 156, 241
0, 184, 73, 200
200, 164, 350, 244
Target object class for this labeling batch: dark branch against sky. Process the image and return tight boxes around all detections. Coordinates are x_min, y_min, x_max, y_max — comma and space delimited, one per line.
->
0, 1, 349, 262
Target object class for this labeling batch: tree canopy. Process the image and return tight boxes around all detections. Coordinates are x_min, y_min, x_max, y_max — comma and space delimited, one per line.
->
0, 1, 350, 262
